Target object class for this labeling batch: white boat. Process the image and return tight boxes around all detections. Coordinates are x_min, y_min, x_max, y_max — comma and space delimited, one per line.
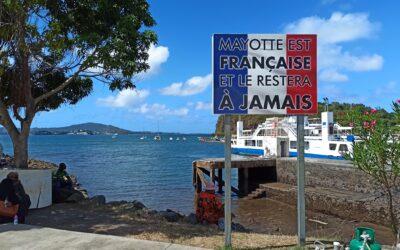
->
140, 136, 146, 140
182, 137, 187, 141
176, 137, 180, 141
111, 133, 118, 139
169, 137, 173, 141
232, 111, 354, 159
154, 122, 161, 141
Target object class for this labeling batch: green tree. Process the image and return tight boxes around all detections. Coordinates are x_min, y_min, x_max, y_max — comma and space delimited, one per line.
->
349, 102, 400, 235
0, 0, 157, 168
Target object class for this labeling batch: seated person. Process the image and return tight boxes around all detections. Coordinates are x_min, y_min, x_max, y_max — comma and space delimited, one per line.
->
52, 163, 75, 203
0, 172, 31, 223
53, 163, 73, 189
10, 172, 31, 223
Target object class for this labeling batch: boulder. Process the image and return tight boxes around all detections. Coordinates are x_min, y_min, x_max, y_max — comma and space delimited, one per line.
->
147, 209, 158, 215
90, 195, 106, 206
159, 210, 183, 222
232, 222, 247, 232
65, 191, 85, 203
217, 218, 247, 232
53, 188, 75, 203
107, 200, 128, 206
131, 200, 146, 210
184, 213, 198, 224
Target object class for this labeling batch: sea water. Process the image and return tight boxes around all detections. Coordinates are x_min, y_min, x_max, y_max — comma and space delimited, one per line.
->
0, 134, 238, 214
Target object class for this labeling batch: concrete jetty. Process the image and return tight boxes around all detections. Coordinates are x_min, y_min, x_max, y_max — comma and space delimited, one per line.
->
0, 224, 208, 250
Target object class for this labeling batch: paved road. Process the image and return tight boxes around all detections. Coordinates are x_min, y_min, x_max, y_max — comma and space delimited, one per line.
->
0, 224, 208, 250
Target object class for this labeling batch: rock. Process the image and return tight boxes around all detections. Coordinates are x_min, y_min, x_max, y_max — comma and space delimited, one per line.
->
90, 195, 106, 206
107, 200, 128, 206
184, 213, 198, 224
147, 209, 158, 215
54, 185, 88, 203
65, 192, 85, 203
131, 200, 146, 210
217, 218, 247, 232
159, 210, 183, 222
232, 222, 247, 232
53, 188, 74, 203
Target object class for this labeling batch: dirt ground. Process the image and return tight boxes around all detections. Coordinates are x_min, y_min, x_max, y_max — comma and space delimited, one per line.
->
24, 198, 396, 249
234, 198, 395, 245
27, 202, 299, 249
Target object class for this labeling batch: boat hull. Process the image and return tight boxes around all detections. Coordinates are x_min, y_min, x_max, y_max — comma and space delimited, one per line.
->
231, 147, 345, 160
288, 151, 344, 160
232, 147, 264, 156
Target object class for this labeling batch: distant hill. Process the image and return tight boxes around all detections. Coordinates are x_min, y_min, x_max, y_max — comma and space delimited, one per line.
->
0, 123, 134, 135
214, 102, 397, 136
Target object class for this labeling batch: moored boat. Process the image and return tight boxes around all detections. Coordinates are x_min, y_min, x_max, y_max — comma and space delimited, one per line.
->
232, 111, 354, 159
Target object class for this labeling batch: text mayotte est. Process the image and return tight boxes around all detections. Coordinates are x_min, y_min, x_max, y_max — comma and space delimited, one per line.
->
212, 34, 317, 115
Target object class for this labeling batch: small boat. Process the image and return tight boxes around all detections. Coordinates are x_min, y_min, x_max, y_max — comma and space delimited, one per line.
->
169, 137, 173, 141
176, 137, 180, 141
198, 136, 223, 143
111, 133, 118, 139
140, 136, 146, 140
154, 121, 162, 141
182, 137, 187, 141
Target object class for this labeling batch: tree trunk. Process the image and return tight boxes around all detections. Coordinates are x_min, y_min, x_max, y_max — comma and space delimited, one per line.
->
386, 188, 399, 236
12, 133, 29, 169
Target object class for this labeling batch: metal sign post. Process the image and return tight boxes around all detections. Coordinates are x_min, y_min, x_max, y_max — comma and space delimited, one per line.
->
224, 114, 232, 248
297, 115, 306, 245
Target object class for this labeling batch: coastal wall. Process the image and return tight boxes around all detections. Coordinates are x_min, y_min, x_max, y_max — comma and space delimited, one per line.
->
270, 158, 398, 226
0, 169, 52, 209
276, 158, 379, 194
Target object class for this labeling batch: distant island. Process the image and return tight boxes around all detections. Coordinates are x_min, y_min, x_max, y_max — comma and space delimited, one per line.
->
0, 122, 212, 136
0, 123, 134, 135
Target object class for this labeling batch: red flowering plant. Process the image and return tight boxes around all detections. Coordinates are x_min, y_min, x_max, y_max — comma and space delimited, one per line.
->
347, 101, 400, 236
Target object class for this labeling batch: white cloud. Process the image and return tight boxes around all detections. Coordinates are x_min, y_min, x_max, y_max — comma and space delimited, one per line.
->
133, 103, 189, 117
195, 101, 212, 110
144, 44, 169, 76
97, 89, 149, 108
285, 12, 378, 44
88, 44, 169, 78
319, 69, 348, 82
284, 12, 383, 82
159, 74, 212, 96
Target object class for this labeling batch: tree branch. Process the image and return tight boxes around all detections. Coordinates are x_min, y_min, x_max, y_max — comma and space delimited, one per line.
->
34, 70, 82, 106
33, 48, 98, 106
0, 100, 19, 138
12, 106, 24, 122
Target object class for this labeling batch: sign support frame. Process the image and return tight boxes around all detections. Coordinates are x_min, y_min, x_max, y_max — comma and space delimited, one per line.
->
224, 114, 232, 248
296, 115, 306, 246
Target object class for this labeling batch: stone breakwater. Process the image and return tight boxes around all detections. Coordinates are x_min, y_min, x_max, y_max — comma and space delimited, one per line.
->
0, 155, 57, 169
64, 194, 247, 232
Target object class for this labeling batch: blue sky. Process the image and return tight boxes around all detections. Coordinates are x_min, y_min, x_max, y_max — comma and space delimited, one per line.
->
33, 0, 400, 133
